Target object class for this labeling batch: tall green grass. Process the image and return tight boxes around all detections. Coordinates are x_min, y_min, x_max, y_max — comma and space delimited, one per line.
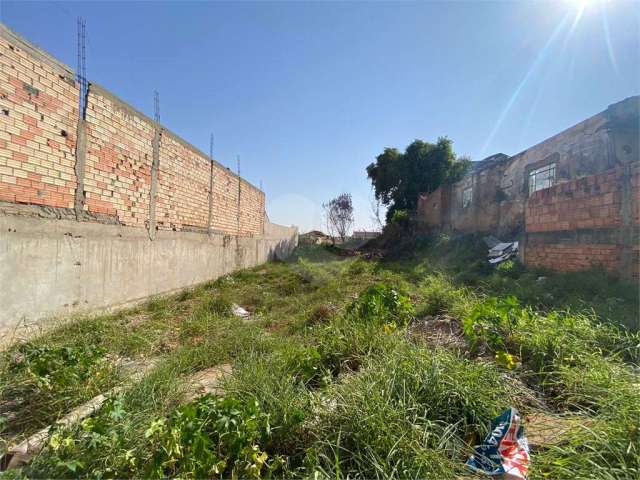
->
2, 243, 638, 479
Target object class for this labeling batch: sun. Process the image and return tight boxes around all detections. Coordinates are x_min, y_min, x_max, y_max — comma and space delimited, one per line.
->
569, 0, 611, 9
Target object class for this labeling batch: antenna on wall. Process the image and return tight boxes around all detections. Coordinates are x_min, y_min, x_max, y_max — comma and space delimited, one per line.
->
237, 155, 241, 234
76, 17, 88, 119
208, 133, 215, 235
153, 90, 160, 124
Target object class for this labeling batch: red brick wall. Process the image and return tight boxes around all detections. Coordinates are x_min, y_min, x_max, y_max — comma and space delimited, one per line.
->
525, 244, 623, 272
525, 166, 639, 276
525, 168, 623, 232
0, 27, 265, 236
156, 134, 210, 231
0, 34, 78, 209
84, 88, 153, 225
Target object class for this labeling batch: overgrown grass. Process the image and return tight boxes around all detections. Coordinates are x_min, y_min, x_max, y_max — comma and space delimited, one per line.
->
1, 240, 638, 479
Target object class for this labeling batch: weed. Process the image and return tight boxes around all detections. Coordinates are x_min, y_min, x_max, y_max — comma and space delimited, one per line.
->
307, 343, 516, 478
347, 284, 414, 326
0, 343, 117, 442
416, 274, 473, 318
4, 243, 639, 479
144, 395, 281, 478
306, 304, 336, 326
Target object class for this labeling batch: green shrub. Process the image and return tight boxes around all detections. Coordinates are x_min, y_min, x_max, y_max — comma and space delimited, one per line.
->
390, 209, 410, 224
144, 395, 281, 478
347, 284, 414, 326
463, 296, 521, 352
281, 344, 330, 387
6, 343, 107, 389
416, 274, 473, 317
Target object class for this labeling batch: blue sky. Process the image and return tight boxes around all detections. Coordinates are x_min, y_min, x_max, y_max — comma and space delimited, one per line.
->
1, 1, 638, 232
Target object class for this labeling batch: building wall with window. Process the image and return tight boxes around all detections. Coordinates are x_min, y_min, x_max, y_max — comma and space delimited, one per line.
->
416, 96, 639, 278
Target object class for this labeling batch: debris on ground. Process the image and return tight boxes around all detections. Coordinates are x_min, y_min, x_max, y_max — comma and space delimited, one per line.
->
360, 249, 384, 260
483, 235, 501, 249
232, 304, 251, 319
407, 315, 468, 352
183, 364, 232, 401
466, 407, 530, 479
488, 240, 519, 264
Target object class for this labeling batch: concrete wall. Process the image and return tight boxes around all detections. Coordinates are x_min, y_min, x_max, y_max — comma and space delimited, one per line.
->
416, 96, 640, 277
0, 209, 297, 332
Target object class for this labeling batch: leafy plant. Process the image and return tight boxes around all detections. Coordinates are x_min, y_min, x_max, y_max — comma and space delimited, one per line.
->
6, 343, 108, 389
145, 395, 281, 478
281, 345, 330, 387
462, 296, 521, 351
347, 284, 414, 326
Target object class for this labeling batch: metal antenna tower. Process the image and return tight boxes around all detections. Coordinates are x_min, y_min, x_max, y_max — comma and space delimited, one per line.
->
209, 134, 214, 161
77, 17, 88, 118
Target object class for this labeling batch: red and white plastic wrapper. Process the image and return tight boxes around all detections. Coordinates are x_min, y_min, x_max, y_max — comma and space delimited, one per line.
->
466, 407, 530, 479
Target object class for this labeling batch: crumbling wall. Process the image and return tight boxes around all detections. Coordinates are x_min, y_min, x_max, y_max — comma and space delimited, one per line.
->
415, 96, 639, 277
448, 159, 507, 235
417, 187, 446, 229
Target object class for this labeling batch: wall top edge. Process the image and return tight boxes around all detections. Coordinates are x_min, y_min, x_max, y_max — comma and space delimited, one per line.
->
89, 81, 262, 194
428, 95, 639, 195
0, 22, 263, 196
0, 22, 75, 79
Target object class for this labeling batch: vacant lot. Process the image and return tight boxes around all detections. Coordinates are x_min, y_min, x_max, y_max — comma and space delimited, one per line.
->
1, 238, 638, 479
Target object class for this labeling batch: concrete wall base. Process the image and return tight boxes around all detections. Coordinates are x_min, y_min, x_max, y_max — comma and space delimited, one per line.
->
0, 215, 297, 336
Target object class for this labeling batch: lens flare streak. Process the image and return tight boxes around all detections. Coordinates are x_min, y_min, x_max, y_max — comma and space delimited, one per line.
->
480, 12, 571, 158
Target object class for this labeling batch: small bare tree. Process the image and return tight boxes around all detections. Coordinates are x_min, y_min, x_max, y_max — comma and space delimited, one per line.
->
322, 193, 354, 244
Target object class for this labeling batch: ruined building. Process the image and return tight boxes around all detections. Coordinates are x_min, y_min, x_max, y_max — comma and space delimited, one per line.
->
417, 96, 639, 279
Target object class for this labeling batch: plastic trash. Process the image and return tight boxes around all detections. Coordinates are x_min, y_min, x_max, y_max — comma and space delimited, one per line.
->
466, 407, 530, 479
232, 304, 250, 319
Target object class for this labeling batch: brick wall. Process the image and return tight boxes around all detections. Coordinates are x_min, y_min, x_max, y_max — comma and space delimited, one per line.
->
157, 133, 210, 232
525, 168, 623, 232
0, 30, 78, 209
0, 25, 265, 236
525, 165, 639, 276
525, 244, 623, 272
84, 86, 153, 225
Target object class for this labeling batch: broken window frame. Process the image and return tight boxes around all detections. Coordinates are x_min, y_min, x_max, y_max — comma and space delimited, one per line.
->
528, 163, 556, 195
462, 186, 473, 208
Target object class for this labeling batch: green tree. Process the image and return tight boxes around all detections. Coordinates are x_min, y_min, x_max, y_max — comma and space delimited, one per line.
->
366, 137, 470, 221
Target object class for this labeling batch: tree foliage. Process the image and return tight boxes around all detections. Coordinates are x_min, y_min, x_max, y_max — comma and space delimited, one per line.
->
366, 137, 470, 221
322, 193, 354, 243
